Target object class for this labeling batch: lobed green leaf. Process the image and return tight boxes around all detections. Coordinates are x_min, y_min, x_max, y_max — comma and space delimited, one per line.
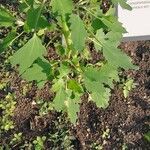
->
50, 0, 73, 16
0, 31, 16, 53
10, 34, 46, 74
0, 7, 15, 27
25, 6, 49, 31
69, 14, 87, 52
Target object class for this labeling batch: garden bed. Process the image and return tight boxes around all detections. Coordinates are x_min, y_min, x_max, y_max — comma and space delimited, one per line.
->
0, 40, 150, 149
0, 0, 150, 149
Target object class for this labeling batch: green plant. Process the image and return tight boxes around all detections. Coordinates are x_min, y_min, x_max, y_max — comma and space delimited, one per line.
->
144, 131, 150, 142
0, 72, 9, 90
90, 142, 103, 150
123, 78, 136, 98
19, 141, 33, 150
33, 136, 46, 150
36, 99, 53, 116
0, 82, 7, 90
0, 0, 138, 124
122, 143, 128, 150
10, 132, 23, 145
102, 127, 110, 139
47, 115, 75, 150
0, 93, 16, 131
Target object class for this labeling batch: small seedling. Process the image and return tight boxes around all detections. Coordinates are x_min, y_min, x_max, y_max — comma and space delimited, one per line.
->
33, 136, 46, 150
123, 78, 136, 98
36, 99, 53, 116
144, 131, 150, 142
10, 133, 23, 145
0, 93, 16, 131
90, 142, 103, 150
102, 127, 110, 139
122, 143, 128, 150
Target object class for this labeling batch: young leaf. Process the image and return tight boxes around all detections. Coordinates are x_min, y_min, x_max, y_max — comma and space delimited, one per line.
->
84, 64, 119, 88
102, 43, 137, 70
10, 34, 46, 74
0, 31, 16, 53
100, 17, 126, 33
84, 66, 101, 82
105, 31, 123, 47
0, 7, 15, 27
25, 6, 49, 31
144, 131, 150, 142
19, 0, 34, 12
123, 79, 135, 98
57, 64, 70, 78
98, 64, 120, 88
91, 18, 106, 32
84, 78, 110, 108
54, 88, 80, 124
69, 14, 87, 52
95, 29, 138, 70
52, 64, 70, 92
66, 92, 80, 124
22, 57, 51, 87
67, 80, 83, 93
50, 0, 73, 16
53, 87, 67, 110
91, 89, 110, 108
94, 29, 105, 51
52, 78, 64, 92
112, 0, 132, 10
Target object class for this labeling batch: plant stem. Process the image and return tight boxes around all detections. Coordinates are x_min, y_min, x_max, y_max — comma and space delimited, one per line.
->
85, 26, 103, 47
24, 0, 30, 7
61, 17, 72, 59
10, 32, 24, 45
45, 35, 56, 48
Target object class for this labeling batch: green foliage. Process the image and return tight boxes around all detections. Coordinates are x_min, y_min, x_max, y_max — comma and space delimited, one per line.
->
10, 133, 23, 145
84, 77, 111, 108
22, 57, 51, 87
0, 0, 137, 124
0, 30, 16, 53
47, 115, 75, 150
123, 78, 136, 98
25, 5, 49, 31
122, 143, 128, 150
10, 34, 47, 74
144, 131, 150, 142
0, 7, 15, 27
95, 29, 138, 70
53, 87, 67, 110
36, 99, 53, 116
84, 64, 119, 107
33, 136, 46, 150
0, 93, 16, 131
50, 0, 73, 16
90, 142, 103, 150
112, 0, 132, 10
102, 128, 110, 139
69, 14, 87, 52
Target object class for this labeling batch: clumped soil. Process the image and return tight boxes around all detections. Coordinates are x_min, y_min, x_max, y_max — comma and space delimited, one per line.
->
0, 40, 150, 149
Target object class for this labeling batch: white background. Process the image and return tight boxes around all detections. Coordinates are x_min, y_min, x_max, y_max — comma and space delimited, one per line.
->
118, 0, 150, 37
